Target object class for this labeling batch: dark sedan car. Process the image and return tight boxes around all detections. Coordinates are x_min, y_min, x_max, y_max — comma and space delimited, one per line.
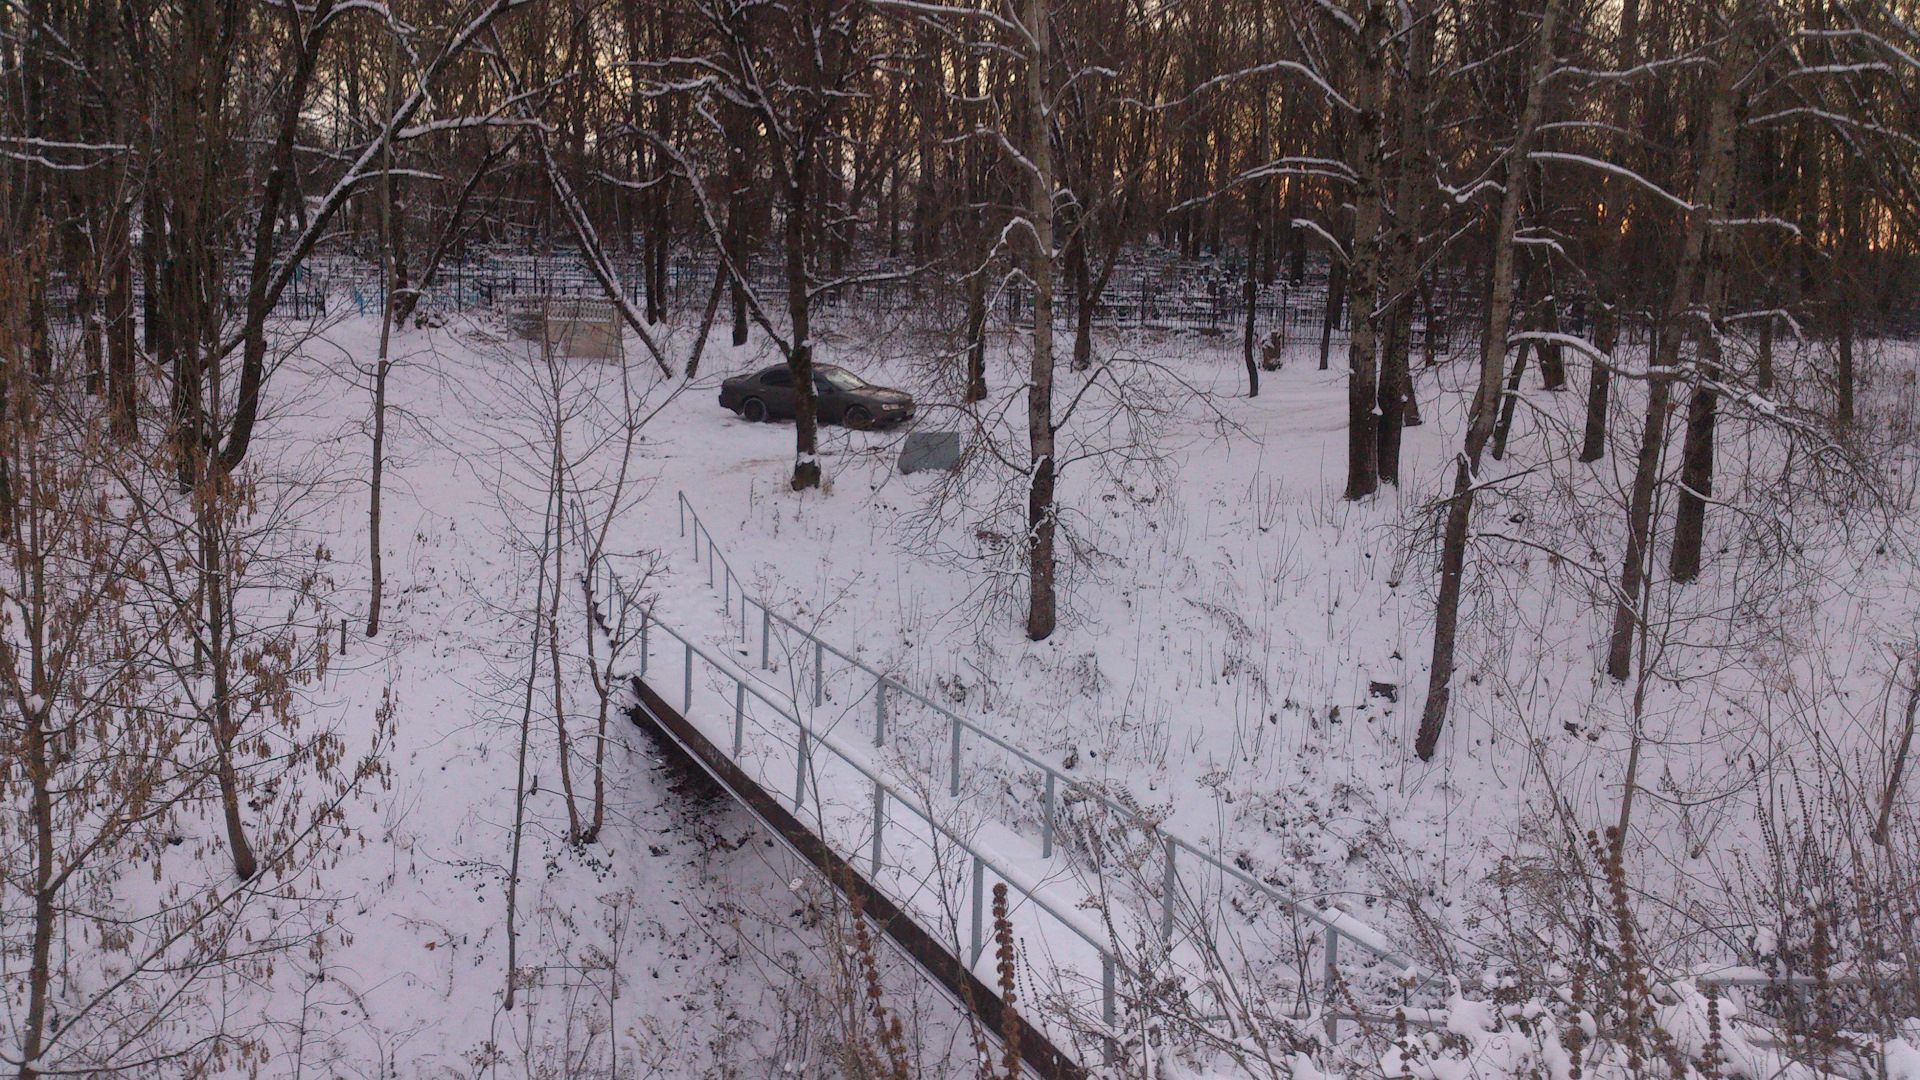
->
719, 364, 915, 429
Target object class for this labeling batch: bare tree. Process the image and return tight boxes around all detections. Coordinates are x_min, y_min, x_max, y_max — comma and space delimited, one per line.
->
0, 269, 384, 1078
1416, 0, 1561, 760
635, 0, 890, 490
1021, 0, 1060, 639
1603, 5, 1744, 681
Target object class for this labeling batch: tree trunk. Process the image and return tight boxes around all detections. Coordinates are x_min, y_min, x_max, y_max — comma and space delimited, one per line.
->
1287, 182, 1307, 284
143, 187, 161, 357
1377, 0, 1434, 484
1670, 234, 1731, 583
1243, 278, 1259, 397
107, 229, 137, 440
1319, 258, 1345, 371
1668, 341, 1719, 583
1579, 313, 1618, 463
1025, 0, 1057, 641
685, 267, 727, 377
68, 201, 104, 396
1071, 235, 1093, 372
962, 44, 988, 404
786, 163, 821, 491
652, 220, 670, 322
1873, 670, 1919, 847
367, 307, 391, 637
547, 445, 582, 843
1837, 317, 1855, 428
727, 108, 755, 347
220, 0, 337, 477
1833, 168, 1861, 428
388, 173, 411, 327
203, 481, 260, 880
369, 72, 396, 639
966, 266, 988, 403
26, 228, 50, 384
1577, 0, 1641, 464
396, 138, 512, 328
1757, 310, 1775, 392
1490, 340, 1532, 461
1604, 20, 1740, 680
1420, 273, 1440, 370
23, 671, 56, 1080
1416, 0, 1561, 761
1538, 286, 1566, 389
1342, 0, 1390, 502
1377, 305, 1412, 481
166, 243, 208, 490
731, 273, 750, 347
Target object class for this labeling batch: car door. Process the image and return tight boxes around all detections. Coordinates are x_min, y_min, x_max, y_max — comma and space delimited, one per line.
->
812, 373, 845, 423
759, 368, 797, 418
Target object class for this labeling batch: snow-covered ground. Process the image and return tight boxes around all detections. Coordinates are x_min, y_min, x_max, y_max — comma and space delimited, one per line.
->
226, 303, 1919, 1076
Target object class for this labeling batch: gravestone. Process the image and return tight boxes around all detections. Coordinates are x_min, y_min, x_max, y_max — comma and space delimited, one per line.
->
899, 431, 962, 474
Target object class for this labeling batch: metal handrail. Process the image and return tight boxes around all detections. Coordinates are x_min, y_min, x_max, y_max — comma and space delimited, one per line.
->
635, 603, 1125, 1028
651, 493, 1858, 1040
673, 492, 1430, 1025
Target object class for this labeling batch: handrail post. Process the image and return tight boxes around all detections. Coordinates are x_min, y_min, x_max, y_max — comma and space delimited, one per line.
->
874, 678, 886, 747
761, 607, 771, 669
1161, 837, 1176, 945
795, 729, 808, 808
970, 855, 985, 966
733, 679, 746, 757
707, 536, 715, 587
678, 495, 685, 538
949, 720, 961, 797
813, 640, 825, 708
684, 643, 694, 714
1323, 926, 1340, 1044
870, 781, 884, 873
639, 611, 649, 678
1043, 773, 1056, 858
1102, 953, 1116, 1027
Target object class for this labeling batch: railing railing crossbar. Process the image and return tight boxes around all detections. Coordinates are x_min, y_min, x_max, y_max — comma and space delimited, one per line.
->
671, 492, 1422, 982
636, 609, 1116, 969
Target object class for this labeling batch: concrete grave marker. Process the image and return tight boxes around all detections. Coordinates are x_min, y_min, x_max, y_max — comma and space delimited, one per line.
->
899, 431, 962, 474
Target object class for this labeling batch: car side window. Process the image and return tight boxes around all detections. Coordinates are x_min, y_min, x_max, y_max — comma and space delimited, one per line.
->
761, 369, 792, 387
814, 375, 834, 395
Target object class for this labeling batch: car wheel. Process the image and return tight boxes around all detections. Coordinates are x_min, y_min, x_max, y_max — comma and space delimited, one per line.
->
742, 398, 768, 422
844, 405, 873, 430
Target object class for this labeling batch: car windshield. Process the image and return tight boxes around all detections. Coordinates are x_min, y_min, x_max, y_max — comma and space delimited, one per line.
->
818, 367, 869, 391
